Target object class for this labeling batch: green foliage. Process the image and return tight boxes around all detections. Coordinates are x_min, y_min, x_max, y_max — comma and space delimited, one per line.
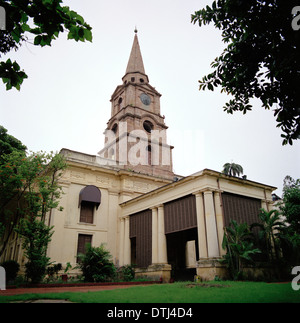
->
0, 260, 20, 282
0, 58, 27, 90
192, 0, 300, 145
76, 244, 116, 283
118, 264, 135, 282
251, 209, 283, 262
277, 176, 300, 267
0, 150, 67, 221
47, 263, 62, 278
221, 220, 261, 280
0, 125, 27, 163
0, 135, 67, 283
17, 218, 53, 284
64, 262, 72, 274
280, 176, 300, 234
0, 0, 92, 90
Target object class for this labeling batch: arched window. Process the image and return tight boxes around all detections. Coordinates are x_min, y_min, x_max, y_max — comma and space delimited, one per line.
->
143, 120, 154, 133
112, 123, 118, 134
78, 185, 101, 224
118, 97, 123, 111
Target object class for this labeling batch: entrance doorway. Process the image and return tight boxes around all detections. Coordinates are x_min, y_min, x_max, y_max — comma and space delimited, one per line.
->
166, 228, 198, 281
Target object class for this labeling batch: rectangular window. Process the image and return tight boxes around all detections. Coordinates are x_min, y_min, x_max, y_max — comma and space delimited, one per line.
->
77, 234, 92, 263
80, 201, 94, 224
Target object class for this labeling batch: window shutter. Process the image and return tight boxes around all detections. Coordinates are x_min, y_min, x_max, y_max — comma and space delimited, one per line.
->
77, 234, 92, 262
80, 201, 94, 223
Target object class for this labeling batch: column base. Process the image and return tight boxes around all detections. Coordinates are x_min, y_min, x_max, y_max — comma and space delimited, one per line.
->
135, 264, 172, 283
196, 258, 228, 281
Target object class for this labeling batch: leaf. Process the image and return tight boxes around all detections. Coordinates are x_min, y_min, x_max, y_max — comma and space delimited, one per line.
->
84, 28, 93, 42
21, 23, 31, 32
34, 35, 42, 46
207, 83, 214, 91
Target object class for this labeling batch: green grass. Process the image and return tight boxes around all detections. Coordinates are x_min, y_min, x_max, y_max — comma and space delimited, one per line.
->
1, 281, 299, 303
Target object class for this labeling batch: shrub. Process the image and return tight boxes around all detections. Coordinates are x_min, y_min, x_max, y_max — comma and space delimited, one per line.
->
17, 218, 53, 284
220, 220, 261, 280
25, 256, 49, 284
119, 265, 135, 281
46, 263, 62, 279
1, 260, 20, 283
76, 243, 116, 282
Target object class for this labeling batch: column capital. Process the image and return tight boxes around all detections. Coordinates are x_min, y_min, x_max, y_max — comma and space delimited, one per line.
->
193, 188, 221, 195
192, 191, 203, 197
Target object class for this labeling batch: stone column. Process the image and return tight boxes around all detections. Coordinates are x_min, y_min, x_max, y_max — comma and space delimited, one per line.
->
203, 190, 220, 258
214, 191, 225, 256
119, 218, 125, 266
151, 207, 158, 264
157, 205, 168, 263
261, 200, 268, 211
123, 217, 131, 265
194, 192, 208, 259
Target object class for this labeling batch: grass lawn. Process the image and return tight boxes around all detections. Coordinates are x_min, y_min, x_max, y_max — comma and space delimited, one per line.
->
0, 281, 299, 303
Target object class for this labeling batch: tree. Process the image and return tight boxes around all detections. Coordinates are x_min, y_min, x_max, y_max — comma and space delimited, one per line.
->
221, 220, 261, 280
222, 162, 243, 177
0, 0, 92, 90
17, 217, 53, 283
76, 244, 116, 282
280, 175, 300, 234
251, 208, 283, 262
0, 125, 26, 163
192, 0, 300, 145
277, 176, 300, 267
0, 149, 67, 284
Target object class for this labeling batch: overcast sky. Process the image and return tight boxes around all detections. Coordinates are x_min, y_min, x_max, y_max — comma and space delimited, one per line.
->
1, 0, 299, 196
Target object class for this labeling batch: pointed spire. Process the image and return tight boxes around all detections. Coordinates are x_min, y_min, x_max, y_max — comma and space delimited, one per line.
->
125, 30, 146, 75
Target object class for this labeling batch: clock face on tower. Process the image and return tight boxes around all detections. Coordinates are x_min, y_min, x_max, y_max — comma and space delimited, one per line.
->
140, 93, 151, 106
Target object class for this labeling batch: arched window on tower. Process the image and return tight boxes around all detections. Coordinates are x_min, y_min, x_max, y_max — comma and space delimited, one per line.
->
112, 123, 118, 134
143, 120, 154, 133
118, 97, 123, 111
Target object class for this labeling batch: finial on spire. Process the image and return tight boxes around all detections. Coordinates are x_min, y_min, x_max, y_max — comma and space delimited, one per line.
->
134, 26, 138, 34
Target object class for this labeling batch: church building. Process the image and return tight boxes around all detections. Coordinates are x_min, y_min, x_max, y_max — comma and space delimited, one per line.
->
2, 31, 277, 282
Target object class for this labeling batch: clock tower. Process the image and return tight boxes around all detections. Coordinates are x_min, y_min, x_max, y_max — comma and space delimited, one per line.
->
99, 30, 174, 180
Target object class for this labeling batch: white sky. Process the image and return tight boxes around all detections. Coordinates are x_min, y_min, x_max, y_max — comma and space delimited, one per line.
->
0, 0, 299, 196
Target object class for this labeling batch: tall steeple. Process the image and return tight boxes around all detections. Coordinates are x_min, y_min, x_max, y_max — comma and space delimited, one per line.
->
99, 31, 174, 180
122, 30, 149, 84
125, 30, 146, 75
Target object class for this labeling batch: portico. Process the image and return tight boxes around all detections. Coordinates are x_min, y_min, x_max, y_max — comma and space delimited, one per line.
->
120, 169, 275, 281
